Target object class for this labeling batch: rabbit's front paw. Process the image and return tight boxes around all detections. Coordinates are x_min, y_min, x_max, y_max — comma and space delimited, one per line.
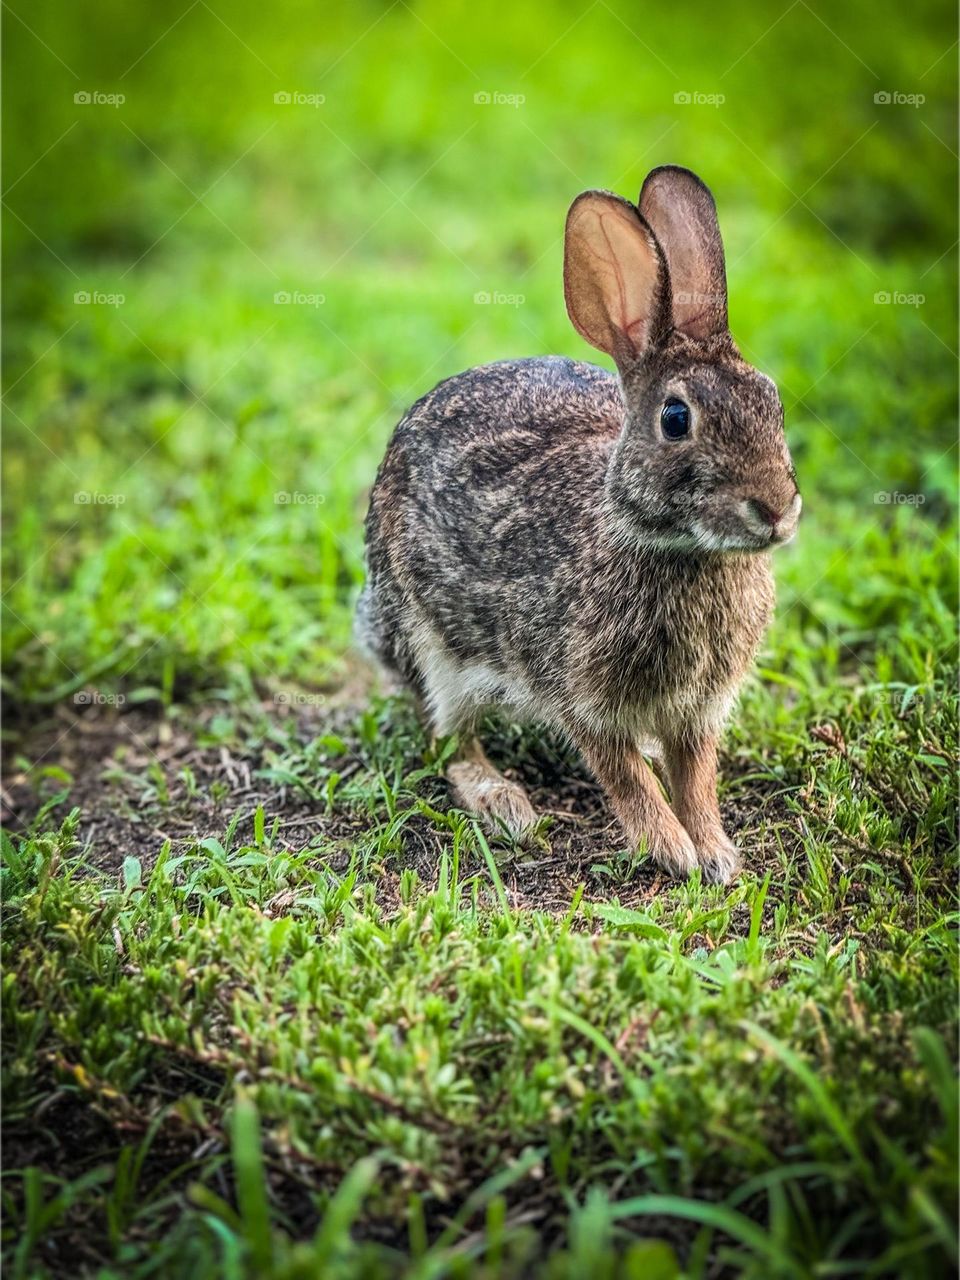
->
695, 833, 741, 886
642, 820, 699, 879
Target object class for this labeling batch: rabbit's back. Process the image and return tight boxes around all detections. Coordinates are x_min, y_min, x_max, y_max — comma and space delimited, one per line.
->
360, 358, 620, 711
385, 356, 621, 519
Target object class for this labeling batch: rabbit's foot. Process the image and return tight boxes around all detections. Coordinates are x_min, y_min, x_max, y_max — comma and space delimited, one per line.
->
693, 830, 741, 886
640, 816, 699, 879
447, 757, 537, 840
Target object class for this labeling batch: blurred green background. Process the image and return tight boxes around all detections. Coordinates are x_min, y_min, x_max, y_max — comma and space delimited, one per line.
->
2, 7, 957, 1274
2, 0, 957, 713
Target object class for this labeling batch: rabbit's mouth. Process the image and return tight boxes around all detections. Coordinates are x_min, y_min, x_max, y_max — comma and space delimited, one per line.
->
693, 492, 802, 553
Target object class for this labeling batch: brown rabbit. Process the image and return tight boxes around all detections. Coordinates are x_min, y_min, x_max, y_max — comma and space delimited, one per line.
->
357, 166, 800, 884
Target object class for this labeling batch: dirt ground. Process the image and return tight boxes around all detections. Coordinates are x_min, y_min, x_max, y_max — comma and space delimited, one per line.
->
3, 692, 803, 925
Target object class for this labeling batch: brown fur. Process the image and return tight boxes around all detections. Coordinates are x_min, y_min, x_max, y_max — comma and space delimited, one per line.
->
357, 167, 800, 883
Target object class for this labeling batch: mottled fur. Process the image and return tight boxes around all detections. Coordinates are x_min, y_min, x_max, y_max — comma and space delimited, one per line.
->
357, 166, 800, 883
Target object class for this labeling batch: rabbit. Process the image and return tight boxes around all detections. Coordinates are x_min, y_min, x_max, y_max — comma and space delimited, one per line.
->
357, 165, 800, 884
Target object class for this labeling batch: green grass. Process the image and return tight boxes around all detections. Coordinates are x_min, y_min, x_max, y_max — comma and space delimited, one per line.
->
3, 713, 957, 1276
2, 0, 958, 1274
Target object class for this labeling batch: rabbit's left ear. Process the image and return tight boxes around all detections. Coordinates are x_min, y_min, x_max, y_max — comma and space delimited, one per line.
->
639, 166, 727, 340
563, 190, 669, 370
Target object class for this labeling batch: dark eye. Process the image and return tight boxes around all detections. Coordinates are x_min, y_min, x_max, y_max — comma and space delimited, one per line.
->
661, 398, 691, 440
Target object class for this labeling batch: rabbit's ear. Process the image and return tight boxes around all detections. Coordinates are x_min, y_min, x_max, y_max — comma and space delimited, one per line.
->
638, 166, 727, 340
564, 190, 669, 369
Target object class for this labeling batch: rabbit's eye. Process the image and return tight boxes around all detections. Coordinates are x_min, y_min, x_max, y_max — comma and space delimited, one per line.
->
661, 398, 691, 440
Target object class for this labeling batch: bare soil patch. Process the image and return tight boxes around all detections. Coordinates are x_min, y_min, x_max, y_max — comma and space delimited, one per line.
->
3, 698, 803, 921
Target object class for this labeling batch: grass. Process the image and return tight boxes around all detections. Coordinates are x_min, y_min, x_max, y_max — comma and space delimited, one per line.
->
2, 705, 957, 1276
3, 694, 957, 1276
2, 0, 958, 1274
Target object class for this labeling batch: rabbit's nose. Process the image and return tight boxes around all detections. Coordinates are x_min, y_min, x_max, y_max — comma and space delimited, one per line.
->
746, 498, 783, 528
740, 492, 801, 543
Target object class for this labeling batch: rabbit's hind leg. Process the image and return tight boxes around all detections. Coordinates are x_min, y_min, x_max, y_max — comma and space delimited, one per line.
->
413, 630, 538, 839
447, 738, 538, 840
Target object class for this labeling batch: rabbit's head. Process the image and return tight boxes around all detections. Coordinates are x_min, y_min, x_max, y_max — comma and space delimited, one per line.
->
564, 165, 800, 553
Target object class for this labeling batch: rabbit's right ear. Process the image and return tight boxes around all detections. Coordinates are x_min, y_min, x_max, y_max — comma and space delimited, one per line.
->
564, 191, 668, 370
638, 167, 727, 340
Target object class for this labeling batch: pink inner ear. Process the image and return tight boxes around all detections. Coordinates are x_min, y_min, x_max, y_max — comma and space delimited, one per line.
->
564, 192, 664, 365
594, 207, 661, 356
